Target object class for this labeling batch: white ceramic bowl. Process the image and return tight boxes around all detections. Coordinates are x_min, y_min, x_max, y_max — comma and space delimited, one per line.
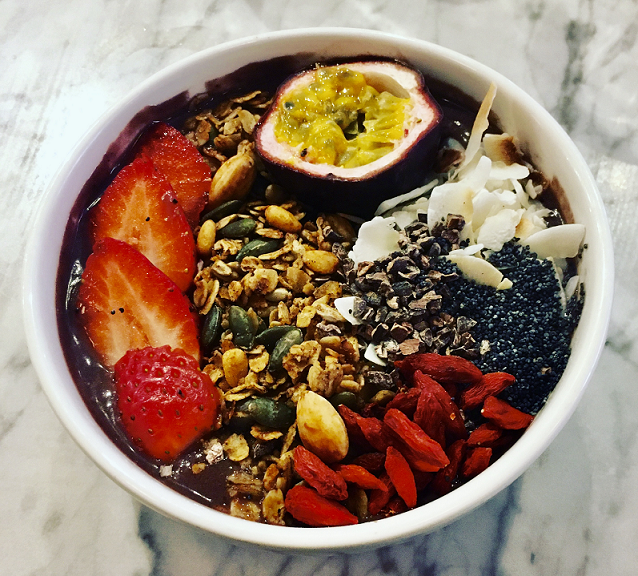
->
23, 28, 614, 552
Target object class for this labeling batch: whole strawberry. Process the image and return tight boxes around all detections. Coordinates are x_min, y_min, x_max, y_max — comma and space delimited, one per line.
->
115, 345, 220, 461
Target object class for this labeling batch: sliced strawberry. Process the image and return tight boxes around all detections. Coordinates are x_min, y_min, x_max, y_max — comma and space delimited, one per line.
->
77, 237, 200, 367
90, 155, 196, 292
136, 122, 211, 227
115, 345, 220, 461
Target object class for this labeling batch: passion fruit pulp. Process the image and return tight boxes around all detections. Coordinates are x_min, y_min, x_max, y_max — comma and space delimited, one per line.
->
254, 60, 443, 218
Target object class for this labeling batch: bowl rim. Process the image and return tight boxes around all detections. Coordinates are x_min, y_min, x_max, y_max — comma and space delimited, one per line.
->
23, 27, 614, 552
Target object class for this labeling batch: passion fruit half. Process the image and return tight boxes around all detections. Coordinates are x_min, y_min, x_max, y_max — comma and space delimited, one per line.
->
254, 60, 443, 218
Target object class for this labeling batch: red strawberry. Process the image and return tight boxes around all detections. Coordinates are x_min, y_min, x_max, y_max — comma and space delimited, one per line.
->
136, 122, 211, 227
115, 345, 220, 461
77, 237, 200, 367
91, 155, 196, 292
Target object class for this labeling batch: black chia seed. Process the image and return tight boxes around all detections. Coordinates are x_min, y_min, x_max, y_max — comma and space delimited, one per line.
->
432, 242, 582, 414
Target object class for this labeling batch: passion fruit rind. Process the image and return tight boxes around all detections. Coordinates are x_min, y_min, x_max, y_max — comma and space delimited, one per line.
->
254, 60, 443, 218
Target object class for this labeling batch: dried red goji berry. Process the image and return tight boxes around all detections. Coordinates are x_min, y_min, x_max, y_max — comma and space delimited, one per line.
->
430, 439, 467, 496
413, 470, 434, 490
284, 485, 358, 527
461, 446, 492, 478
385, 446, 417, 508
356, 415, 394, 453
337, 404, 369, 447
413, 371, 467, 440
368, 473, 395, 516
334, 464, 387, 491
459, 372, 516, 411
467, 422, 503, 447
386, 496, 408, 515
293, 446, 348, 501
352, 452, 386, 472
385, 387, 421, 418
383, 408, 449, 472
395, 353, 483, 385
481, 396, 534, 430
413, 386, 446, 447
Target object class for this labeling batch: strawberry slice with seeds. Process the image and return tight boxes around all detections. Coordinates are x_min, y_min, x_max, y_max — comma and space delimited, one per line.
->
91, 155, 196, 292
136, 122, 211, 227
115, 345, 220, 461
77, 237, 200, 367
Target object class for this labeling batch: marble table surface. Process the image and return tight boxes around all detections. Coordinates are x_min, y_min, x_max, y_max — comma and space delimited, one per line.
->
3, 0, 638, 574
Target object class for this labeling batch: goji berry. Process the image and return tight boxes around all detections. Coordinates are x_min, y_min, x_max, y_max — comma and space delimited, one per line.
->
334, 464, 387, 491
459, 372, 516, 411
430, 439, 466, 496
337, 404, 368, 447
395, 353, 483, 385
383, 408, 449, 472
386, 496, 408, 515
284, 485, 358, 527
352, 452, 385, 472
413, 386, 446, 447
368, 473, 395, 516
385, 387, 421, 418
467, 423, 502, 447
461, 446, 492, 478
413, 470, 434, 490
481, 396, 534, 430
293, 446, 348, 501
355, 415, 394, 453
413, 371, 467, 439
385, 446, 417, 508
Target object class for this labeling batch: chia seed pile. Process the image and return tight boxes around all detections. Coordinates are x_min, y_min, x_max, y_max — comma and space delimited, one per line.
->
344, 214, 583, 415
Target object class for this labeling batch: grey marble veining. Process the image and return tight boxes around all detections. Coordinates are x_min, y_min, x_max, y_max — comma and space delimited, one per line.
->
3, 0, 638, 574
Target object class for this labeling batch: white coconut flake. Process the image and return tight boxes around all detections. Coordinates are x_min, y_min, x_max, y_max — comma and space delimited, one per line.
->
523, 223, 585, 259
447, 253, 505, 287
427, 181, 474, 228
489, 161, 530, 182
459, 82, 497, 170
349, 216, 400, 265
375, 179, 437, 216
565, 275, 580, 299
334, 296, 362, 325
364, 343, 387, 366
476, 208, 524, 251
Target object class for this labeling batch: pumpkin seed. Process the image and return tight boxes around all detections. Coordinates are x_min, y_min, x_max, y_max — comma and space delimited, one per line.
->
200, 199, 244, 223
229, 305, 257, 349
328, 391, 363, 411
238, 397, 296, 429
218, 218, 256, 239
268, 328, 303, 372
201, 305, 222, 354
235, 239, 280, 262
255, 325, 299, 352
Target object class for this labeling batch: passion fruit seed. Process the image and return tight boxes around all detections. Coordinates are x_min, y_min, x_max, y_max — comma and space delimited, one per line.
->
274, 66, 409, 168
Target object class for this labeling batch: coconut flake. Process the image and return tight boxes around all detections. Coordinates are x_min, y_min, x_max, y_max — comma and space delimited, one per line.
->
334, 296, 362, 325
459, 82, 497, 170
489, 161, 530, 182
364, 343, 387, 366
349, 217, 400, 265
375, 179, 438, 216
523, 224, 585, 259
476, 208, 524, 251
447, 252, 505, 287
427, 181, 474, 228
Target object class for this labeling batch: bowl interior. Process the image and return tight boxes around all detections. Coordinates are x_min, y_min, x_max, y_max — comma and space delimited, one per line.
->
23, 28, 614, 552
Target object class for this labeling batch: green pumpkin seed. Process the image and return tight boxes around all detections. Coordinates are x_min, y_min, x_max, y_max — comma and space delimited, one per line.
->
218, 218, 256, 239
268, 328, 303, 372
255, 325, 299, 352
229, 305, 256, 349
201, 305, 222, 354
235, 239, 280, 262
238, 397, 296, 429
200, 199, 244, 223
328, 391, 363, 411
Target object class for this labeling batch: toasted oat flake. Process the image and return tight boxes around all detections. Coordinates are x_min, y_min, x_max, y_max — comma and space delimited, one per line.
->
223, 433, 250, 461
